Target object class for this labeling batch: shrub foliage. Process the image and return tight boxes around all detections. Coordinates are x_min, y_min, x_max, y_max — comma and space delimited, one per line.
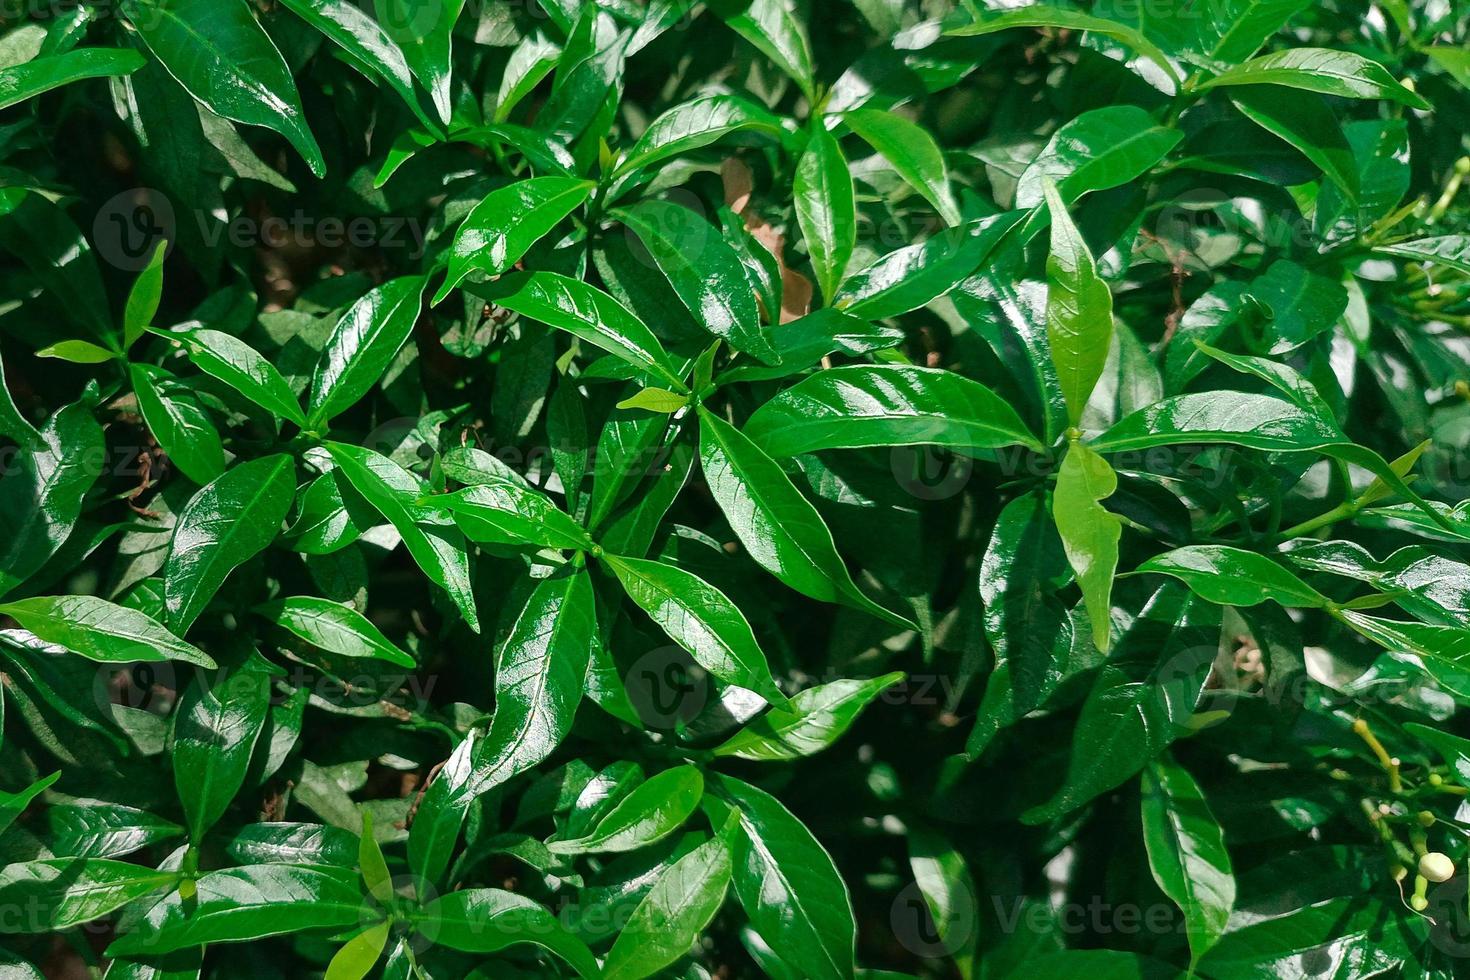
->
1, 0, 1469, 977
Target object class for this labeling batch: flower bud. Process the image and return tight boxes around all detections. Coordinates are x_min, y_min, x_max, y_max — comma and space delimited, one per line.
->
1410, 893, 1429, 912
1419, 851, 1455, 883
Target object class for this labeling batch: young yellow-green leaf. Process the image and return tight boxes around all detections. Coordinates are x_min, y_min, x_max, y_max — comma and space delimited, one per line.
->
0, 47, 144, 112
698, 407, 914, 630
1043, 180, 1113, 427
123, 241, 167, 348
105, 864, 365, 956
0, 859, 176, 934
0, 595, 215, 668
794, 123, 856, 306
122, 0, 326, 176
716, 0, 815, 98
35, 340, 116, 364
744, 364, 1043, 457
254, 596, 416, 668
477, 272, 687, 392
1140, 754, 1235, 967
616, 93, 785, 176
603, 834, 733, 980
433, 177, 594, 303
1053, 442, 1120, 652
131, 364, 226, 486
616, 199, 777, 363
172, 651, 275, 841
615, 387, 689, 413
307, 276, 427, 429
550, 765, 703, 855
1197, 48, 1430, 109
164, 454, 296, 634
357, 811, 393, 905
322, 442, 480, 633
712, 672, 904, 761
844, 108, 961, 226
712, 772, 856, 980
413, 888, 599, 978
603, 553, 787, 705
1138, 545, 1329, 609
435, 481, 594, 552
160, 326, 306, 427
324, 920, 390, 980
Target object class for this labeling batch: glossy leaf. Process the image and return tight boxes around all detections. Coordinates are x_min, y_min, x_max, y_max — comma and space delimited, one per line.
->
254, 596, 416, 667
603, 834, 733, 980
172, 652, 275, 840
0, 595, 215, 668
164, 455, 296, 634
549, 764, 702, 855
1138, 545, 1329, 609
844, 108, 961, 225
745, 364, 1042, 457
1043, 180, 1113, 427
712, 672, 903, 760
0, 46, 144, 111
158, 327, 305, 427
307, 277, 427, 429
1053, 442, 1120, 653
794, 123, 857, 305
1197, 48, 1429, 109
434, 178, 593, 303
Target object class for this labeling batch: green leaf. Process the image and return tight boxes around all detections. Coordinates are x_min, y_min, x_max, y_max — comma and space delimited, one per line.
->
947, 7, 1180, 87
1229, 88, 1358, 200
159, 327, 305, 427
0, 191, 113, 346
712, 672, 903, 761
716, 0, 815, 98
106, 864, 364, 956
433, 178, 594, 304
1024, 587, 1221, 822
1140, 754, 1235, 966
131, 364, 226, 486
616, 199, 777, 362
123, 241, 168, 348
713, 772, 856, 980
1138, 545, 1329, 609
603, 554, 787, 705
966, 492, 1078, 757
0, 595, 215, 668
1197, 48, 1429, 108
435, 481, 594, 552
744, 364, 1043, 457
254, 596, 416, 668
323, 442, 480, 632
794, 123, 857, 305
1043, 179, 1114, 427
357, 811, 392, 904
44, 800, 185, 860
1403, 722, 1470, 785
549, 765, 703, 855
833, 211, 1024, 320
698, 407, 914, 630
324, 920, 389, 980
476, 272, 688, 392
36, 340, 116, 364
844, 108, 961, 226
0, 392, 103, 599
1196, 0, 1314, 63
0, 859, 175, 933
1340, 612, 1470, 671
372, 0, 464, 124
616, 93, 784, 176
172, 651, 275, 841
122, 0, 326, 176
1053, 442, 1121, 653
603, 834, 733, 980
615, 387, 690, 413
163, 455, 296, 634
277, 0, 427, 131
414, 889, 599, 978
0, 771, 60, 838
306, 276, 427, 429
1016, 106, 1182, 209
907, 827, 979, 978
0, 46, 144, 111
1375, 235, 1470, 276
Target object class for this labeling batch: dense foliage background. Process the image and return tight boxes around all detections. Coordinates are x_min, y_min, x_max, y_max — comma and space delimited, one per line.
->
1, 0, 1468, 977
